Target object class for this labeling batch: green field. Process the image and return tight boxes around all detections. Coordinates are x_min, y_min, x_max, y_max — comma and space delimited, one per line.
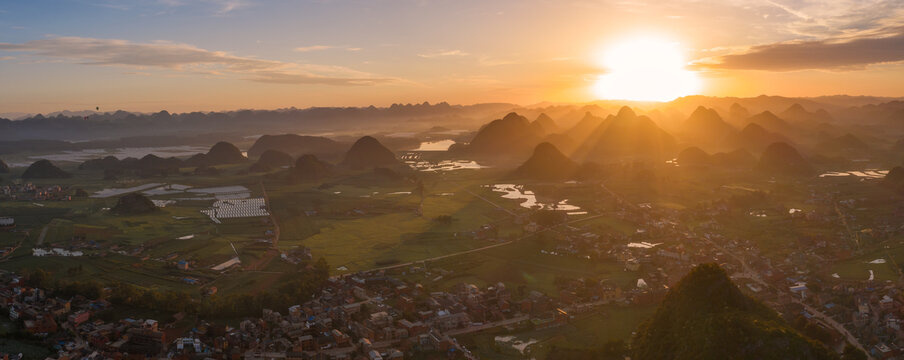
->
459, 304, 657, 359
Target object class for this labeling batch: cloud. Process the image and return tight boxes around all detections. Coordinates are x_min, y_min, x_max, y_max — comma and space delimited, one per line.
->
294, 45, 336, 52
206, 0, 251, 15
694, 28, 904, 71
246, 71, 392, 85
418, 50, 469, 58
0, 36, 391, 86
295, 45, 363, 52
764, 0, 810, 21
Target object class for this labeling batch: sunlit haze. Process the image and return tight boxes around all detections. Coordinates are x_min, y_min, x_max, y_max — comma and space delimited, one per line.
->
2, 1, 904, 113
2, 2, 904, 359
592, 36, 701, 102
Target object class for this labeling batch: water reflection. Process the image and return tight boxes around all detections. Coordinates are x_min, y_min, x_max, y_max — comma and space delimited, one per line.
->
487, 184, 582, 211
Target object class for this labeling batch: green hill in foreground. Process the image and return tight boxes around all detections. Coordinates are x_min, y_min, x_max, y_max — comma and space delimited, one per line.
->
632, 263, 834, 360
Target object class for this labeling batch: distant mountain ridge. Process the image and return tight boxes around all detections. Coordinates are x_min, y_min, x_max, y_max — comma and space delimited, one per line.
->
5, 96, 900, 143
0, 102, 518, 141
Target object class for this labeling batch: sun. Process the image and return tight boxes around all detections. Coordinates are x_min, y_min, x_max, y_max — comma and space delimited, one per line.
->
592, 36, 701, 102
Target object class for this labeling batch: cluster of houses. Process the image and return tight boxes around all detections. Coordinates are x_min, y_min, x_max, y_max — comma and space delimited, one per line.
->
0, 272, 173, 359
0, 253, 677, 360
1, 183, 76, 202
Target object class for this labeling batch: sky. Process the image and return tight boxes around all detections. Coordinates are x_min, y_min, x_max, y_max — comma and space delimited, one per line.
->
1, 0, 903, 114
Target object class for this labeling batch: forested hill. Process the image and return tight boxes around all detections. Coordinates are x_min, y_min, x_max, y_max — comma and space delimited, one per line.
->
631, 263, 835, 360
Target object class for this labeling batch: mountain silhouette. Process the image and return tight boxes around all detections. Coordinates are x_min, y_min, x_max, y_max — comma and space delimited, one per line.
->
513, 142, 578, 180
565, 112, 606, 144
249, 149, 294, 172
22, 159, 71, 179
676, 147, 711, 166
814, 133, 869, 155
80, 154, 182, 177
724, 123, 789, 153
747, 111, 797, 137
187, 141, 246, 167
632, 263, 833, 360
780, 103, 833, 125
248, 134, 343, 158
112, 193, 158, 215
755, 142, 814, 177
340, 136, 398, 170
728, 102, 750, 124
461, 112, 544, 158
579, 107, 676, 161
530, 113, 560, 134
710, 149, 757, 168
680, 106, 734, 147
291, 154, 332, 182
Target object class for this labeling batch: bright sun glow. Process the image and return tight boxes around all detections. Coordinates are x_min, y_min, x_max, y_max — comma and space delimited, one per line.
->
592, 36, 701, 102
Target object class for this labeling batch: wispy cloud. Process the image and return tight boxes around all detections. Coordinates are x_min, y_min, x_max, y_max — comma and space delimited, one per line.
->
207, 0, 251, 15
294, 45, 364, 52
418, 49, 469, 58
764, 0, 810, 21
294, 45, 336, 52
0, 36, 392, 86
693, 27, 904, 71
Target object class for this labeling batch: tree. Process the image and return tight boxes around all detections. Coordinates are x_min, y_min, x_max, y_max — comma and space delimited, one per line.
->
842, 344, 867, 360
433, 215, 454, 225
25, 268, 50, 288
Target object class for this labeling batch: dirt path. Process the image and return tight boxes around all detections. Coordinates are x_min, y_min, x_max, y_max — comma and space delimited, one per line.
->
36, 225, 49, 246
244, 182, 280, 271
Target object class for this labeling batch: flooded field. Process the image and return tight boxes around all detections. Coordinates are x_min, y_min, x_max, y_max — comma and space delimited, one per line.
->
488, 184, 582, 211
409, 160, 488, 172
819, 169, 888, 179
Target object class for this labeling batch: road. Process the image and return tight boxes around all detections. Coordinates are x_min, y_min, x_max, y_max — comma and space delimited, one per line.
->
245, 182, 280, 271
599, 178, 872, 359
444, 315, 531, 336
0, 230, 28, 262
700, 230, 871, 357
444, 297, 620, 337
795, 299, 869, 356
36, 225, 48, 246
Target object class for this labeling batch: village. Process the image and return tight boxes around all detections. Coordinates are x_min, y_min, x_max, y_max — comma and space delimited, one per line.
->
1, 176, 902, 360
